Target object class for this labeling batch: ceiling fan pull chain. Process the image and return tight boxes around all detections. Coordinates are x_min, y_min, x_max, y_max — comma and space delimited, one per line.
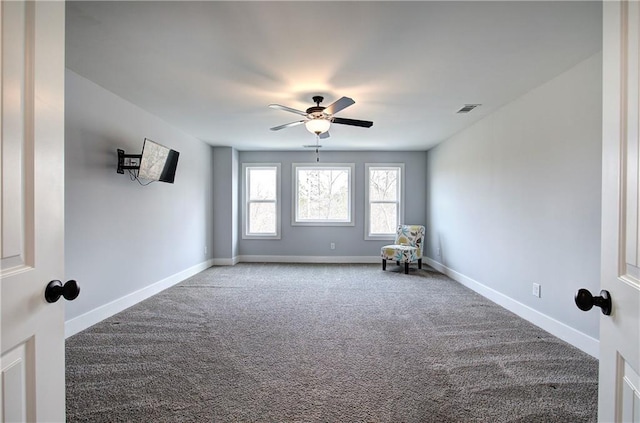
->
315, 135, 320, 162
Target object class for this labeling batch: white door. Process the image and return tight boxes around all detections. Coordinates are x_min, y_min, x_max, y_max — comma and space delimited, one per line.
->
599, 1, 640, 421
0, 1, 67, 422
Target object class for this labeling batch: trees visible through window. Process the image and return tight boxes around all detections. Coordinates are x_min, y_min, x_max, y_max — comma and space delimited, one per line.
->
243, 164, 280, 238
366, 164, 403, 239
293, 164, 354, 225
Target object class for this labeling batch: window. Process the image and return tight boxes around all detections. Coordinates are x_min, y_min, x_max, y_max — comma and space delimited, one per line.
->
242, 164, 280, 239
365, 164, 404, 239
293, 163, 355, 226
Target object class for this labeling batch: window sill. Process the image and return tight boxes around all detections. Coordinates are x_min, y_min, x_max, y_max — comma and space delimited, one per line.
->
291, 221, 355, 227
365, 234, 396, 241
242, 234, 281, 240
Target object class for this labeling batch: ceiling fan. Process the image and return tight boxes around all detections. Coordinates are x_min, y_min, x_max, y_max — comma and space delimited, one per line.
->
269, 95, 373, 139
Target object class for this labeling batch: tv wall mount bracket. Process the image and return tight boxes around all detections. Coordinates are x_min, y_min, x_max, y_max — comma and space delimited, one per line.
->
117, 149, 142, 174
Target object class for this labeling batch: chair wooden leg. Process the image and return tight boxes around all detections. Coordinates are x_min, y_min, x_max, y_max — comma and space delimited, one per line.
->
418, 258, 422, 269
382, 259, 386, 271
404, 262, 409, 274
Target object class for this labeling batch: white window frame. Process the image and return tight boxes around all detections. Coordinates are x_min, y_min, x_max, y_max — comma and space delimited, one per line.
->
292, 163, 355, 226
365, 163, 405, 240
242, 163, 281, 239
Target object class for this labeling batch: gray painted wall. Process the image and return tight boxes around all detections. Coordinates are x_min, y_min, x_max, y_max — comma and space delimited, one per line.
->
212, 147, 239, 260
232, 148, 239, 258
238, 150, 428, 257
425, 53, 602, 339
65, 70, 214, 321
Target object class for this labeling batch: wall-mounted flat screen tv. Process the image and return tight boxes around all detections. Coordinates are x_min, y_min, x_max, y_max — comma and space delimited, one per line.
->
138, 138, 180, 183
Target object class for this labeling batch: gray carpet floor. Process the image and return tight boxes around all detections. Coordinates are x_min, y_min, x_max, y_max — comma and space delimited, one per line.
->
66, 263, 598, 422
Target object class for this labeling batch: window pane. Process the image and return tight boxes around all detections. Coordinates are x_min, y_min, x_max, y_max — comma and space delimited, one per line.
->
248, 202, 276, 233
249, 168, 276, 200
370, 203, 397, 234
369, 169, 398, 201
297, 169, 349, 220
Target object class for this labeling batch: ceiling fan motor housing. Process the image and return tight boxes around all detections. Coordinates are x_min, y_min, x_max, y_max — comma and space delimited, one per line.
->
306, 106, 325, 116
307, 96, 326, 115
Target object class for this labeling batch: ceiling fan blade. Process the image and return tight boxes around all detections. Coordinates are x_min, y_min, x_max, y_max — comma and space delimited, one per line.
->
319, 131, 330, 139
269, 104, 308, 117
332, 117, 373, 128
323, 96, 355, 115
270, 120, 306, 131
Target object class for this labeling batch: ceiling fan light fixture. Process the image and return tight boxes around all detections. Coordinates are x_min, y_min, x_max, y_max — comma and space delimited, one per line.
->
305, 118, 331, 135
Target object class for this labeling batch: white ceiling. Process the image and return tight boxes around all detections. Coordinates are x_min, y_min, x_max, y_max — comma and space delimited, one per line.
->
66, 1, 602, 151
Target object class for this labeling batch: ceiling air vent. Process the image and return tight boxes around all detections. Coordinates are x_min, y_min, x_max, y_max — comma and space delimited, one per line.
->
457, 104, 481, 114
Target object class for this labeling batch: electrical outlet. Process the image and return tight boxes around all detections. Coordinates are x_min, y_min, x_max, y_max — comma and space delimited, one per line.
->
204, 245, 207, 255
532, 283, 541, 298
437, 247, 441, 257
330, 242, 335, 250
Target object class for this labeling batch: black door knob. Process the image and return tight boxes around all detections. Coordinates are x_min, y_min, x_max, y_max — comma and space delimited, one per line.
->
45, 280, 80, 303
574, 288, 611, 315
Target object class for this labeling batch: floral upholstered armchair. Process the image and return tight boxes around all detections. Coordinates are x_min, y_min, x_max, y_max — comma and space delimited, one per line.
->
381, 225, 425, 274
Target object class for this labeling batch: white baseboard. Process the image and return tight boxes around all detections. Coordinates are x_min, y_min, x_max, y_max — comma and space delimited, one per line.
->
64, 259, 214, 338
237, 255, 380, 264
424, 257, 599, 358
211, 256, 240, 266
